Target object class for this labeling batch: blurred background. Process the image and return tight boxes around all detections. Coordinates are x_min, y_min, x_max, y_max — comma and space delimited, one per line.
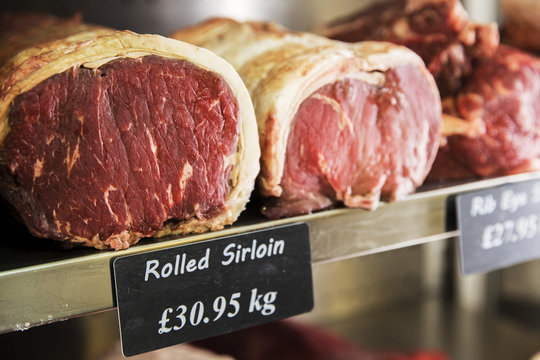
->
1, 0, 499, 35
3, 1, 540, 360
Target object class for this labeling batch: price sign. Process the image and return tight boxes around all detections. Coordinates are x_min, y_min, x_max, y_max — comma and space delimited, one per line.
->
113, 223, 313, 357
456, 179, 540, 274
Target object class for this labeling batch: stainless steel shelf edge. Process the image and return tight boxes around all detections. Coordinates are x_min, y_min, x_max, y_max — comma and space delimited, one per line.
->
2, 171, 540, 333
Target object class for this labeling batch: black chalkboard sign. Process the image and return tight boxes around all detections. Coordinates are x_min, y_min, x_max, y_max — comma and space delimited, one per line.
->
113, 223, 313, 357
456, 179, 540, 274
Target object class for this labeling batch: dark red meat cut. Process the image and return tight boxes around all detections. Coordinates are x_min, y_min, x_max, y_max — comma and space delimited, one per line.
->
1, 55, 239, 248
429, 45, 540, 179
321, 0, 499, 97
171, 18, 442, 218
263, 63, 441, 218
322, 0, 540, 181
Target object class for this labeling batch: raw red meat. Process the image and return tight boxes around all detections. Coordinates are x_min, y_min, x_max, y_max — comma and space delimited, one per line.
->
321, 0, 499, 97
323, 0, 540, 180
172, 18, 442, 218
0, 14, 259, 249
265, 63, 441, 218
4, 56, 239, 246
429, 45, 540, 179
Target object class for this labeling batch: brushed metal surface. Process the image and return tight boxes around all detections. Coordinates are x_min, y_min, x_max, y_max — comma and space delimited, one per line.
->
311, 297, 540, 360
2, 171, 540, 333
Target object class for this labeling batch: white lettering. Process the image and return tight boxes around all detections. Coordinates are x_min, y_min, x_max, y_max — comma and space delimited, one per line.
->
222, 243, 235, 266
273, 239, 285, 255
235, 244, 242, 264
256, 243, 268, 258
145, 260, 160, 281
241, 246, 251, 262
500, 189, 528, 213
470, 194, 497, 216
174, 255, 180, 275
180, 253, 186, 274
161, 263, 173, 278
186, 258, 197, 272
248, 288, 277, 316
221, 239, 286, 266
262, 291, 277, 316
145, 249, 211, 281
158, 308, 172, 334
198, 248, 210, 269
268, 238, 274, 255
249, 288, 262, 313
251, 239, 257, 260
531, 182, 540, 203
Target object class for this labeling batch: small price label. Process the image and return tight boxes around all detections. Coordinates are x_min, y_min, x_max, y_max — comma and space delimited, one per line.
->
156, 289, 277, 335
456, 179, 540, 274
113, 223, 313, 357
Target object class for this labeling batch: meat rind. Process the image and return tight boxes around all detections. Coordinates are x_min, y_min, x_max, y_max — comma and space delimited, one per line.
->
0, 14, 259, 249
171, 18, 442, 214
431, 45, 540, 179
319, 0, 499, 97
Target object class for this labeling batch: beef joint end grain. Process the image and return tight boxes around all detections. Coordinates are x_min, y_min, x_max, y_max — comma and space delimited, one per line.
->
321, 0, 499, 98
0, 13, 260, 250
322, 0, 540, 180
2, 56, 239, 249
265, 64, 440, 218
433, 45, 540, 178
171, 18, 442, 218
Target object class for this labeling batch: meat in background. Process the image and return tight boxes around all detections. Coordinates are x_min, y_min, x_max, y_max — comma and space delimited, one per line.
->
172, 18, 442, 218
500, 0, 540, 53
431, 44, 540, 179
320, 0, 499, 98
321, 0, 540, 181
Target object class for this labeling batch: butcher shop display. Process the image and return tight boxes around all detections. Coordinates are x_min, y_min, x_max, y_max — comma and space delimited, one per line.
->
501, 0, 540, 53
320, 0, 499, 97
321, 0, 540, 180
429, 44, 540, 180
171, 18, 442, 218
0, 13, 259, 250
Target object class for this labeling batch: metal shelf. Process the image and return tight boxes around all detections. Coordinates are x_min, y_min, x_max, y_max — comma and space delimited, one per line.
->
2, 171, 540, 334
3, 298, 540, 360
314, 298, 540, 360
